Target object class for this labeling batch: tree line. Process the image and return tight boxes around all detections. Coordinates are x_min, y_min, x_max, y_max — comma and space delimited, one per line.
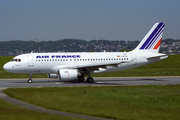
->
0, 38, 179, 55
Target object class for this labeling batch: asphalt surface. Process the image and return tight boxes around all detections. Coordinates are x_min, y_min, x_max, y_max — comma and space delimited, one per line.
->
0, 77, 180, 120
0, 77, 180, 89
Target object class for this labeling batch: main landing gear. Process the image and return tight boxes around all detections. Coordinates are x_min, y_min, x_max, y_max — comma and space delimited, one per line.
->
28, 74, 33, 83
78, 76, 94, 83
86, 77, 94, 83
78, 76, 85, 82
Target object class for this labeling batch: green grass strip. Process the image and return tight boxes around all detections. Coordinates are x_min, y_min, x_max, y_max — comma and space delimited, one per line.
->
4, 85, 180, 120
0, 98, 83, 120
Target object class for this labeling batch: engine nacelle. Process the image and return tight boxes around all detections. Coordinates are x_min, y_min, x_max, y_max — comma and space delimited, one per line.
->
58, 69, 79, 80
47, 73, 58, 79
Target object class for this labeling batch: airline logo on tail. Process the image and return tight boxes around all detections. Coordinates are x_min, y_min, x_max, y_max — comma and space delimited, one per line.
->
139, 22, 165, 50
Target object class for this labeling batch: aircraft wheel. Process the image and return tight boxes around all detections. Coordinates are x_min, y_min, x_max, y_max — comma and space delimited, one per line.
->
28, 79, 33, 83
87, 77, 94, 83
78, 76, 85, 82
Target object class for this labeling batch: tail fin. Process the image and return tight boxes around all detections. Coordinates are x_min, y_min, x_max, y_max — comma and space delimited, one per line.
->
133, 22, 165, 53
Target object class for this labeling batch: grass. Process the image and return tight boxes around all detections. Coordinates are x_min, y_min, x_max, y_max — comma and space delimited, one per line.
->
4, 85, 180, 120
1, 55, 180, 78
0, 98, 83, 120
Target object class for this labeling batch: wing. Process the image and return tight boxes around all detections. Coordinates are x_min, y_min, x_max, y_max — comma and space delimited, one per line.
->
51, 59, 136, 74
67, 58, 135, 73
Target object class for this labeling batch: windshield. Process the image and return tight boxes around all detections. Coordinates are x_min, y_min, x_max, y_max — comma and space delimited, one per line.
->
11, 59, 21, 62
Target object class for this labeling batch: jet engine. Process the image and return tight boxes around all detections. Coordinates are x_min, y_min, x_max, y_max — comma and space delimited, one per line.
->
58, 69, 80, 80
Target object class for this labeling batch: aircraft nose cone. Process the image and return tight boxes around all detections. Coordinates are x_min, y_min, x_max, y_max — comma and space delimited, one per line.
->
3, 63, 10, 72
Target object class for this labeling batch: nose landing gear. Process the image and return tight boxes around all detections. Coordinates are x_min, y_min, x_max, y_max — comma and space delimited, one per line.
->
28, 74, 33, 83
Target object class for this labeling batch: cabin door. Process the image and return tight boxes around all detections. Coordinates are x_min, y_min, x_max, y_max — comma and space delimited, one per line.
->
28, 55, 34, 67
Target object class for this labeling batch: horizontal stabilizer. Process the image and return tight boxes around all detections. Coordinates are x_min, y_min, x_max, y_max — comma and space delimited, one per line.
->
146, 54, 168, 59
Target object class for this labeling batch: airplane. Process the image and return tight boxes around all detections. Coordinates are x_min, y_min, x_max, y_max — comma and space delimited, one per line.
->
3, 22, 168, 83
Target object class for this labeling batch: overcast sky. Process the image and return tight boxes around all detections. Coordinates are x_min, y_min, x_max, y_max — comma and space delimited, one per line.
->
0, 0, 180, 41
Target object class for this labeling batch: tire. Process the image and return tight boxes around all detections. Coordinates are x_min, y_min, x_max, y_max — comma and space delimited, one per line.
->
78, 76, 85, 82
28, 79, 32, 83
87, 77, 94, 83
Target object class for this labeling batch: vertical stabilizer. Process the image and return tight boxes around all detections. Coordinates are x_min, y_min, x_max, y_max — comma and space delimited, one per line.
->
133, 22, 165, 53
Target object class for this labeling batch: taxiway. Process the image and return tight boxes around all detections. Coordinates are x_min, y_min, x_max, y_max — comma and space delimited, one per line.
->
0, 76, 180, 89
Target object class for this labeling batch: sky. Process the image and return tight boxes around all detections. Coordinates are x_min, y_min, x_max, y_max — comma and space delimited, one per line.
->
0, 0, 180, 41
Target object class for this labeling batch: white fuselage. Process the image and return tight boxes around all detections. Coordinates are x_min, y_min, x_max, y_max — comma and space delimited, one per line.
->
3, 51, 168, 75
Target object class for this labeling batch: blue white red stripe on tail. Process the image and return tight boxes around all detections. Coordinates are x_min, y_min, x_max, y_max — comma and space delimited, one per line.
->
140, 23, 165, 50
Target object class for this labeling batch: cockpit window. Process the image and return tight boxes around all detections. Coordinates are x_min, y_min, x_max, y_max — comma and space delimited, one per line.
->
11, 59, 21, 62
